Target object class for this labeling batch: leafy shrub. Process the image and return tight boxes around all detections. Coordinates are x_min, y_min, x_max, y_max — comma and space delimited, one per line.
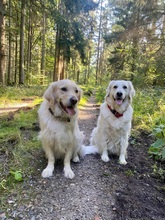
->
95, 86, 106, 103
133, 87, 165, 131
149, 124, 165, 160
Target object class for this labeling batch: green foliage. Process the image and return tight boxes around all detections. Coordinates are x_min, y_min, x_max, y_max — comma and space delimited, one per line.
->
103, 0, 165, 87
95, 86, 106, 104
79, 85, 93, 106
0, 107, 42, 192
149, 125, 165, 160
10, 170, 23, 182
0, 179, 7, 190
151, 163, 165, 181
133, 87, 165, 131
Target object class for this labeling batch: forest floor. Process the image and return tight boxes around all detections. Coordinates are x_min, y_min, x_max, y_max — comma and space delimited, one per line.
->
0, 94, 165, 220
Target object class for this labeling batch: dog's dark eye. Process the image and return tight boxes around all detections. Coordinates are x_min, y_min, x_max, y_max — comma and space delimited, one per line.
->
123, 85, 127, 89
75, 89, 78, 93
61, 87, 67, 92
114, 85, 118, 89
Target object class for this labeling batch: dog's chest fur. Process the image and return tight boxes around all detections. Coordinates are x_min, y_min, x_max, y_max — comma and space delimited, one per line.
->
98, 102, 132, 142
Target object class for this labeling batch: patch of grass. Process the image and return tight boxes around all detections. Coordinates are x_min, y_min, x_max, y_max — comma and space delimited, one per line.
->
0, 85, 45, 107
124, 169, 135, 177
0, 107, 41, 193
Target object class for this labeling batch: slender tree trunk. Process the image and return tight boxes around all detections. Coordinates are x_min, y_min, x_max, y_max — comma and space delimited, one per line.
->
7, 0, 11, 85
77, 70, 80, 83
53, 25, 60, 81
0, 0, 6, 85
14, 35, 18, 83
19, 0, 25, 84
27, 1, 32, 84
95, 0, 103, 85
14, 11, 19, 84
41, 2, 46, 81
73, 55, 76, 81
59, 52, 64, 80
87, 49, 91, 84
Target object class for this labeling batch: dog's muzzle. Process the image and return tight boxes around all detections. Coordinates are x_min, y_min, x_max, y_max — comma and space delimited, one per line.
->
114, 92, 124, 105
60, 96, 78, 116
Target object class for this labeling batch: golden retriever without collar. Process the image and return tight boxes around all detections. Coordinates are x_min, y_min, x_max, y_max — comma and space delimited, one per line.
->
90, 80, 135, 164
38, 79, 84, 179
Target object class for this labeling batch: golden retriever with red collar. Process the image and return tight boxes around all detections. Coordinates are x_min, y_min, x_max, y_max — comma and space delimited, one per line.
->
89, 80, 135, 164
38, 79, 84, 179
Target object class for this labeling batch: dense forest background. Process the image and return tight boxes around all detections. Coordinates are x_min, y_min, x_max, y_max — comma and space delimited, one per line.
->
0, 0, 165, 86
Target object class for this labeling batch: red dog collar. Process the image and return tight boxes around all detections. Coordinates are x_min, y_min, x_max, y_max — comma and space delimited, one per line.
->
107, 105, 123, 118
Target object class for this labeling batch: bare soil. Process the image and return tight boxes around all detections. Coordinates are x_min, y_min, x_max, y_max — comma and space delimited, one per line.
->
0, 95, 165, 220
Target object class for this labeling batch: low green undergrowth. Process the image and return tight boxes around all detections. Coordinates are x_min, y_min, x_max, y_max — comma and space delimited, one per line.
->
0, 85, 45, 107
149, 125, 165, 160
0, 107, 41, 192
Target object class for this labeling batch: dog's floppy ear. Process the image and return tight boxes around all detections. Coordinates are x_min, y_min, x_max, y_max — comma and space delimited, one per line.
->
78, 87, 83, 102
128, 81, 135, 103
43, 82, 57, 103
105, 80, 114, 98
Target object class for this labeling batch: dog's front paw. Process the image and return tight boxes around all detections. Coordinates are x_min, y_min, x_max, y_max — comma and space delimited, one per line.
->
119, 155, 127, 165
64, 167, 75, 179
42, 167, 54, 178
119, 158, 127, 165
72, 155, 80, 163
101, 154, 110, 162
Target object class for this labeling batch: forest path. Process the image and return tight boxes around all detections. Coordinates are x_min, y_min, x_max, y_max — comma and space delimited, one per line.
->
2, 94, 165, 220
0, 99, 33, 115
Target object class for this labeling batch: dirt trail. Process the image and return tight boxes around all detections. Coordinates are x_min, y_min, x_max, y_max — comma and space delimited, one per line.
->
1, 94, 165, 220
0, 100, 33, 115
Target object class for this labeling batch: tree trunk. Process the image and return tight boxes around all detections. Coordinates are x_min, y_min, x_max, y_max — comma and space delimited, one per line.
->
27, 2, 32, 84
87, 49, 91, 84
73, 56, 76, 81
53, 0, 66, 81
95, 0, 103, 85
77, 70, 80, 83
41, 2, 46, 81
14, 11, 19, 84
53, 25, 60, 81
14, 34, 18, 84
7, 0, 11, 85
0, 0, 6, 85
19, 0, 25, 84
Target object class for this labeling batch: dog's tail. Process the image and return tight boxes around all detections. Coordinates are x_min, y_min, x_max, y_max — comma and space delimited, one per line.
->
79, 145, 99, 158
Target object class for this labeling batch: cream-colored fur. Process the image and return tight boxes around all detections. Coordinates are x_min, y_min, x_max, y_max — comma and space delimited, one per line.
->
38, 79, 84, 179
90, 80, 135, 164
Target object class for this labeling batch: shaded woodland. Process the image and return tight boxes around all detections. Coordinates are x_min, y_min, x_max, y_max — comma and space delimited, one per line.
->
0, 0, 165, 86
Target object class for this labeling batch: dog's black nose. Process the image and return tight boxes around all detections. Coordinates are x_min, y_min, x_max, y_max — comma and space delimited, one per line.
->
70, 97, 78, 105
117, 92, 123, 97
